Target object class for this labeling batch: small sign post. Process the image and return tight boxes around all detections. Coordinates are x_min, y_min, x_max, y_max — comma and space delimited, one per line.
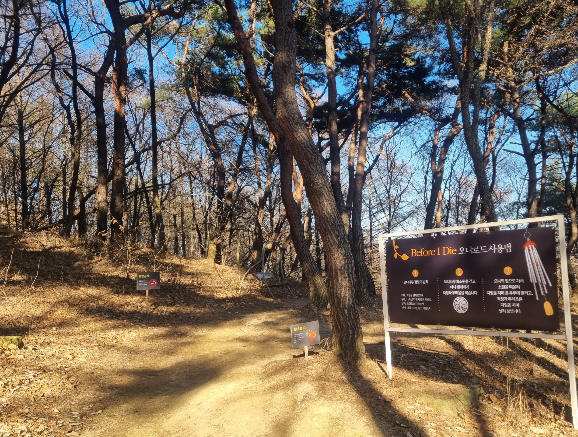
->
290, 320, 320, 361
136, 272, 160, 313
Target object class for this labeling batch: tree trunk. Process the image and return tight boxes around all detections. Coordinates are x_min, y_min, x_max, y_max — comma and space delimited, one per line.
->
188, 174, 204, 256
146, 27, 165, 250
349, 0, 379, 306
185, 77, 226, 263
58, 0, 83, 238
270, 0, 363, 362
502, 40, 538, 219
17, 100, 28, 230
181, 204, 187, 256
424, 102, 462, 229
109, 30, 128, 242
77, 189, 88, 237
278, 139, 328, 308
250, 135, 273, 267
442, 0, 497, 223
94, 40, 116, 240
62, 164, 67, 223
323, 0, 347, 227
225, 0, 363, 359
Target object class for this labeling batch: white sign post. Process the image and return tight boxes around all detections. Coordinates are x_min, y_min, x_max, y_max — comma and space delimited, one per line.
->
378, 215, 578, 429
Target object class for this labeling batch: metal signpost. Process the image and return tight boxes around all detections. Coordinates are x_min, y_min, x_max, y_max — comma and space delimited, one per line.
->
290, 320, 321, 361
136, 272, 160, 313
378, 215, 578, 429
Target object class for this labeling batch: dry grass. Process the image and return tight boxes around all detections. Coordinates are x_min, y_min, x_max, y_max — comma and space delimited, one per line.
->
0, 229, 577, 436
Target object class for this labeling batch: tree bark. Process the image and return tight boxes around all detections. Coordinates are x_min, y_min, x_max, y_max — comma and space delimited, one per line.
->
349, 0, 379, 305
441, 0, 497, 224
146, 26, 166, 249
278, 139, 329, 308
270, 0, 364, 362
94, 40, 116, 240
17, 98, 28, 230
424, 101, 462, 229
503, 41, 538, 219
224, 0, 330, 311
323, 0, 347, 227
59, 0, 83, 237
250, 135, 273, 267
109, 17, 128, 241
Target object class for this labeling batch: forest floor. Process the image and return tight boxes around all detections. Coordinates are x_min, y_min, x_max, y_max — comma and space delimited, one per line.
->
1, 229, 578, 437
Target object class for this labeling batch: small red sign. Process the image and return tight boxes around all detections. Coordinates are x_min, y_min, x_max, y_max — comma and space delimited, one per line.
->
149, 278, 158, 287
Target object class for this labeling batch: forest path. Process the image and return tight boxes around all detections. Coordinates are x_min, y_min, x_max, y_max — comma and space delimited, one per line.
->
1, 231, 575, 437
80, 300, 393, 437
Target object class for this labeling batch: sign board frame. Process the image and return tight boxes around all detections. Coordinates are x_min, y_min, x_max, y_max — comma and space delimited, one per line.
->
378, 215, 578, 429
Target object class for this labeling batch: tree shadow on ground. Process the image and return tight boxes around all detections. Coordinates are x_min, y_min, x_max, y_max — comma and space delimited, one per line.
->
440, 336, 573, 427
365, 340, 494, 437
341, 360, 427, 437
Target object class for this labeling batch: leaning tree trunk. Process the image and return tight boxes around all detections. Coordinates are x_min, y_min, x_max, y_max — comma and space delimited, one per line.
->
225, 0, 363, 361
323, 0, 347, 227
278, 139, 328, 308
270, 0, 363, 362
424, 101, 462, 229
442, 0, 497, 224
349, 0, 380, 306
58, 0, 83, 238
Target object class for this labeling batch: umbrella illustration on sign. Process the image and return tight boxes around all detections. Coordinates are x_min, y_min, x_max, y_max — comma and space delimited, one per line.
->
523, 230, 554, 316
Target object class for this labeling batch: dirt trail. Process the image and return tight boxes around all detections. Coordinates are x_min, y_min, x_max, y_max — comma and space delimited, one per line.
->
81, 303, 395, 437
1, 230, 577, 437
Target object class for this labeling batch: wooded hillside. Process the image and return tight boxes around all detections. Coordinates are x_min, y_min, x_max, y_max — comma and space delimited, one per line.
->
0, 0, 577, 361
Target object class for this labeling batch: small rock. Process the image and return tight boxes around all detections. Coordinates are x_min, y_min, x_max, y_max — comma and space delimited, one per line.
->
530, 427, 545, 434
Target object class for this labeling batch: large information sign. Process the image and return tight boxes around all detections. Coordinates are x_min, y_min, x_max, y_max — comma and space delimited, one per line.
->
379, 216, 578, 430
385, 227, 559, 331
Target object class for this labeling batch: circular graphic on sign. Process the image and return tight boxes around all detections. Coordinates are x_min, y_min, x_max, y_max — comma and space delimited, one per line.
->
455, 268, 463, 277
412, 269, 419, 278
453, 296, 468, 313
149, 278, 158, 287
504, 266, 513, 276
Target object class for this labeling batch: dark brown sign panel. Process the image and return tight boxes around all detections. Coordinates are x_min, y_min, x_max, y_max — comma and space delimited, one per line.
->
136, 272, 160, 290
290, 320, 321, 348
385, 227, 559, 331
